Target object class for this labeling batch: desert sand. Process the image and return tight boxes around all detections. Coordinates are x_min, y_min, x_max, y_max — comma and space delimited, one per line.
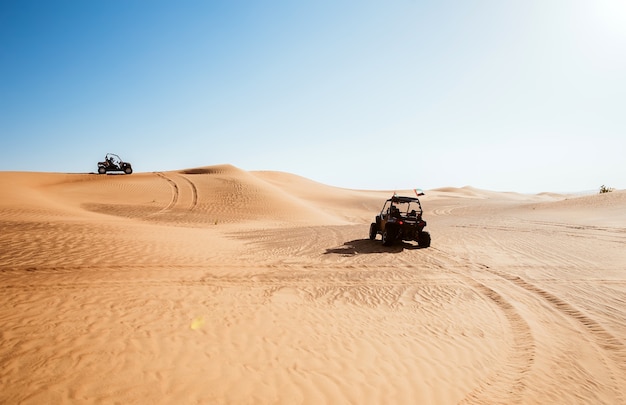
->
1, 165, 625, 404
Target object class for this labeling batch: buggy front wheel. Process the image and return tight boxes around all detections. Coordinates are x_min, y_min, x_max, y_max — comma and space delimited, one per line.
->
369, 223, 377, 240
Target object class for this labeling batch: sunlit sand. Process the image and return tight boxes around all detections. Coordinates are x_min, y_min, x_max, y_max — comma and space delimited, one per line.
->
1, 166, 625, 403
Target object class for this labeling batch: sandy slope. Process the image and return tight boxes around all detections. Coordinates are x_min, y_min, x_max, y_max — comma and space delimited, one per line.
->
1, 167, 625, 404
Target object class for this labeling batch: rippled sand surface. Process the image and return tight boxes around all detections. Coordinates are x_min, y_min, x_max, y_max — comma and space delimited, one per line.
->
1, 168, 625, 404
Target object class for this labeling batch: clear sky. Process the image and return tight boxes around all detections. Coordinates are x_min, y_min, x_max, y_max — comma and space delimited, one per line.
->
1, 1, 625, 193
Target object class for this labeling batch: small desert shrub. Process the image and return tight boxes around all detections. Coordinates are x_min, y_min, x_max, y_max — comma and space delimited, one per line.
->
600, 185, 614, 194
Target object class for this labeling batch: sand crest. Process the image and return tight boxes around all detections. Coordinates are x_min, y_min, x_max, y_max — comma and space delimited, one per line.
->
1, 167, 625, 404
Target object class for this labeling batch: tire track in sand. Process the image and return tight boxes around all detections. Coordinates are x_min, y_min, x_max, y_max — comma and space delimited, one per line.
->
155, 172, 178, 212
427, 248, 536, 404
179, 174, 198, 210
489, 269, 625, 353
468, 222, 626, 401
484, 268, 626, 403
432, 235, 624, 402
154, 172, 198, 213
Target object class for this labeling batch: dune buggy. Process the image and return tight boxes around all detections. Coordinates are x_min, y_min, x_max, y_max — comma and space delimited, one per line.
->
98, 153, 133, 174
369, 195, 431, 247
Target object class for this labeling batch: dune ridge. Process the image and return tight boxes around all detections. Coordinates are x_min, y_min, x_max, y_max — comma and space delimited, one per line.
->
1, 165, 625, 404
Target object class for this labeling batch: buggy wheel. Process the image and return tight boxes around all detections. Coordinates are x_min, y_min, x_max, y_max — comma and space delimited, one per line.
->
98, 167, 106, 174
418, 231, 431, 248
369, 223, 377, 240
382, 228, 395, 246
124, 166, 133, 174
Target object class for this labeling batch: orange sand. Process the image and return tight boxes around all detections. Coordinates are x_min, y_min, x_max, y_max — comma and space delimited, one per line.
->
1, 166, 625, 404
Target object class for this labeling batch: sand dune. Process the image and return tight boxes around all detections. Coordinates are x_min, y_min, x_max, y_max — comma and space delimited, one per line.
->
1, 166, 625, 404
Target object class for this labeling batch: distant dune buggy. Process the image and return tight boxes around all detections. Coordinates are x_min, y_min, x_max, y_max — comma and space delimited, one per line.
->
98, 153, 133, 174
369, 195, 431, 247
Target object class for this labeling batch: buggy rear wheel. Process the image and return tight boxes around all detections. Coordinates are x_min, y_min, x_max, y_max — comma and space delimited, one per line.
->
382, 228, 395, 246
418, 231, 431, 248
98, 167, 106, 174
124, 166, 133, 174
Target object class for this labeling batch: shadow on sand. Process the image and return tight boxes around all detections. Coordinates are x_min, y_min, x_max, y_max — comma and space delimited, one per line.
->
324, 239, 424, 255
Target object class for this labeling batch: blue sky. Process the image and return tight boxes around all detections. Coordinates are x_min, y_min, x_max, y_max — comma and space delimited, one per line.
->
1, 1, 625, 192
